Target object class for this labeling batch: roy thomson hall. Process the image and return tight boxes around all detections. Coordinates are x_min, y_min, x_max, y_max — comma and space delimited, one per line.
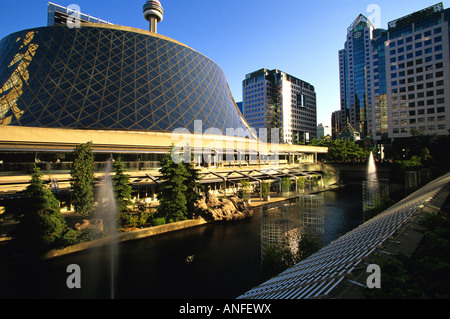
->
0, 2, 328, 208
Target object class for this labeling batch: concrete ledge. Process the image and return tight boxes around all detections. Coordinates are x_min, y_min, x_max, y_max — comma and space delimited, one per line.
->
43, 218, 209, 259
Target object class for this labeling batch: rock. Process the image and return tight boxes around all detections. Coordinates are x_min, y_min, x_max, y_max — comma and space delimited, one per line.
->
75, 219, 104, 232
206, 192, 220, 207
195, 192, 253, 222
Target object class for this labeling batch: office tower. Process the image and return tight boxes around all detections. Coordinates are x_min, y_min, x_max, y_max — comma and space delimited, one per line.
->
242, 68, 317, 144
339, 14, 376, 139
341, 2, 450, 142
371, 3, 450, 141
317, 123, 331, 140
331, 110, 342, 139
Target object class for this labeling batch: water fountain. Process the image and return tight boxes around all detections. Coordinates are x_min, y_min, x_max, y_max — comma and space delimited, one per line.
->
362, 152, 389, 212
93, 158, 118, 299
367, 151, 377, 183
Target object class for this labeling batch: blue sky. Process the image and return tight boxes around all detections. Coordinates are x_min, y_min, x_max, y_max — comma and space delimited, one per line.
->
1, 0, 449, 127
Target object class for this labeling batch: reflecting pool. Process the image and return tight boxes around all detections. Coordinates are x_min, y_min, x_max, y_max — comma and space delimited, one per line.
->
0, 185, 363, 299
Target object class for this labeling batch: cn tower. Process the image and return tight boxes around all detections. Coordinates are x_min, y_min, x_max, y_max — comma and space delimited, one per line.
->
143, 0, 164, 33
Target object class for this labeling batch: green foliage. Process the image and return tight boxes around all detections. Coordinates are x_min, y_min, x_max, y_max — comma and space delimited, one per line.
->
113, 156, 133, 214
261, 181, 270, 198
151, 217, 166, 226
14, 165, 69, 254
183, 155, 203, 219
239, 180, 251, 201
261, 243, 296, 280
281, 177, 291, 192
261, 229, 322, 280
157, 148, 188, 223
396, 155, 423, 172
297, 230, 323, 261
365, 210, 450, 299
297, 176, 306, 190
119, 211, 151, 228
311, 138, 369, 162
310, 174, 319, 187
70, 142, 94, 217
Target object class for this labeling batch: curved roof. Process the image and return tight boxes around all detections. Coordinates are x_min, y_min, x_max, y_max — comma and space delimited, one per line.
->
0, 24, 255, 138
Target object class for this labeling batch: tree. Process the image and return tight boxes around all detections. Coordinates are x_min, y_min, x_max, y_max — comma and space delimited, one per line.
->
311, 138, 369, 162
14, 165, 68, 254
70, 142, 94, 217
183, 152, 203, 219
113, 156, 133, 214
157, 148, 188, 223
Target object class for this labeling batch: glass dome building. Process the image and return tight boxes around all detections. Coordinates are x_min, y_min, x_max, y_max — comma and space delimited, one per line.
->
0, 23, 252, 135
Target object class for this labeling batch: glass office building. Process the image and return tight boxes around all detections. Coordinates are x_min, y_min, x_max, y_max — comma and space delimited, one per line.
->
339, 15, 376, 139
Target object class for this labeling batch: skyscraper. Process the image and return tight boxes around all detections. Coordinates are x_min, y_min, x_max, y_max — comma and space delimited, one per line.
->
339, 14, 376, 139
340, 2, 450, 143
242, 68, 317, 144
371, 3, 450, 141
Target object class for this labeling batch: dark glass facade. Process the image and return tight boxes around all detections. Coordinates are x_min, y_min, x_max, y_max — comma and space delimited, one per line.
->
339, 15, 374, 138
0, 25, 252, 136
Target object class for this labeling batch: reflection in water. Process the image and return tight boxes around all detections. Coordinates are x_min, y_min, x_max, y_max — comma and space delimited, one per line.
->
261, 195, 325, 261
0, 186, 363, 299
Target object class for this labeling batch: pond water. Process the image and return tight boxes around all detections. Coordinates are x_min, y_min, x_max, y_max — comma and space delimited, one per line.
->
0, 185, 363, 299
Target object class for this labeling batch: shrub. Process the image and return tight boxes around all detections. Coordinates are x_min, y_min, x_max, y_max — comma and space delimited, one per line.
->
151, 217, 166, 226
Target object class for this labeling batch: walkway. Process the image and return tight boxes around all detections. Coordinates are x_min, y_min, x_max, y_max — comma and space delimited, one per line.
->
238, 172, 450, 299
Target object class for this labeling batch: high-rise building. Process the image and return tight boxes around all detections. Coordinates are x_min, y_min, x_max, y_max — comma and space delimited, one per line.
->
340, 2, 450, 142
242, 68, 317, 144
339, 15, 376, 139
317, 123, 331, 140
370, 3, 450, 141
331, 110, 342, 139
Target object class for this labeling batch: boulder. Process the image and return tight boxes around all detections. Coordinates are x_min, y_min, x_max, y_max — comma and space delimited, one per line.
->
75, 219, 104, 232
195, 191, 253, 222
